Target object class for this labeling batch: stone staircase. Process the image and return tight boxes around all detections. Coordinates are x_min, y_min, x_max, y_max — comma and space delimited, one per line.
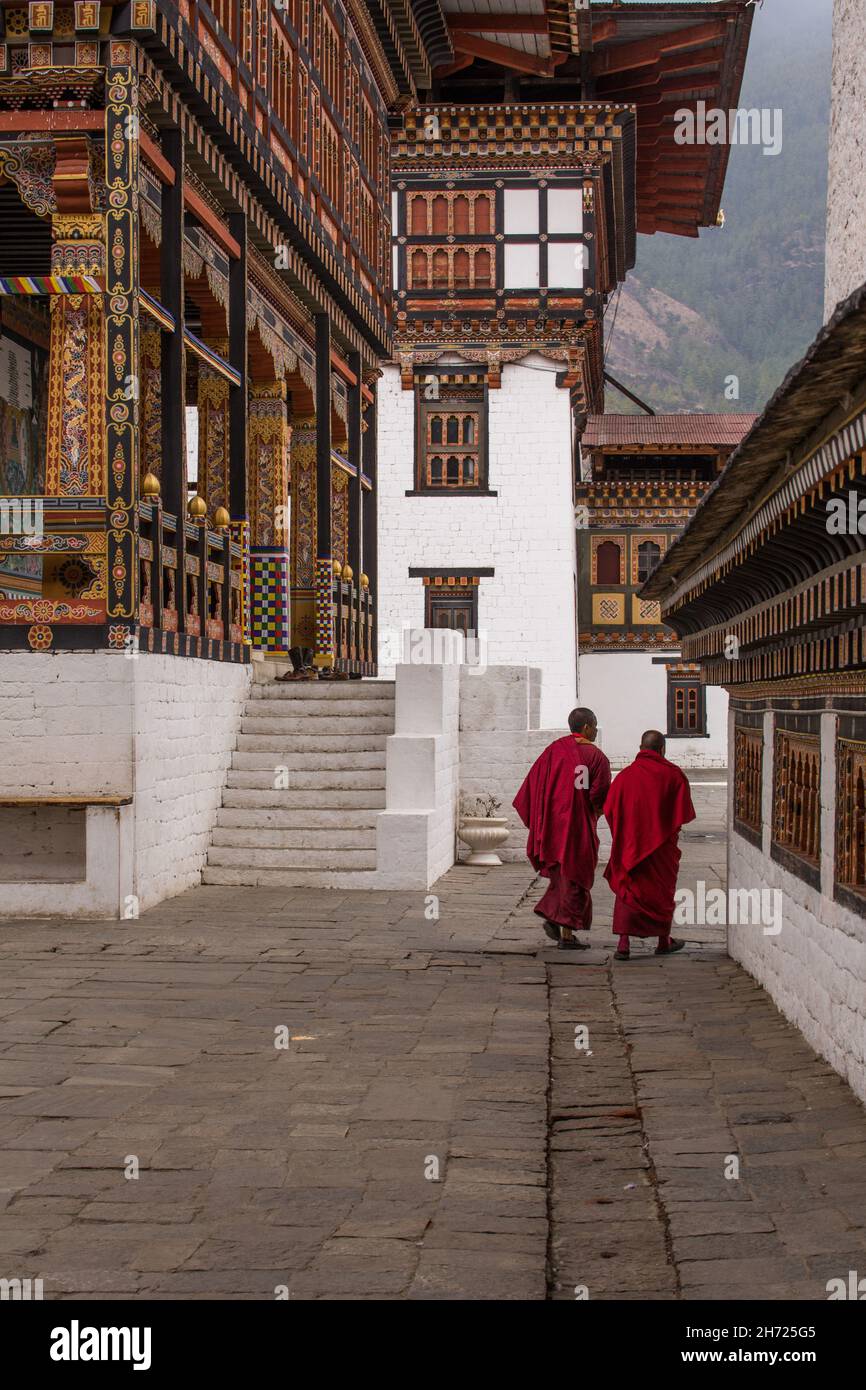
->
202, 675, 395, 888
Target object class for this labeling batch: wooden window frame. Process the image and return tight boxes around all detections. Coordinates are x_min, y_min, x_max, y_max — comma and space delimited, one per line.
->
666, 674, 707, 739
414, 387, 489, 494
771, 727, 821, 888
733, 724, 763, 849
834, 735, 866, 916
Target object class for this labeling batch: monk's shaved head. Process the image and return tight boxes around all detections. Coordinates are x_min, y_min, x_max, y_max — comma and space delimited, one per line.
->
569, 707, 597, 737
641, 729, 666, 754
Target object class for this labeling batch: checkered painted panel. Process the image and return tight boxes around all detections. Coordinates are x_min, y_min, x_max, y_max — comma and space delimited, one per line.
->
250, 552, 290, 653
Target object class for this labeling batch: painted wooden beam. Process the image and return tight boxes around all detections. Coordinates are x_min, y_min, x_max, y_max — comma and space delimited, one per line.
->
447, 14, 549, 34
451, 32, 553, 77
591, 20, 728, 76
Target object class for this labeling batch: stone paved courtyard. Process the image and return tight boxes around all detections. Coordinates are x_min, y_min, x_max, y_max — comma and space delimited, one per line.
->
1, 781, 865, 1300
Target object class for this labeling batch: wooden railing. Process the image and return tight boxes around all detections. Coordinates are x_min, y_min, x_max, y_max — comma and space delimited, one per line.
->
332, 573, 375, 676
139, 499, 246, 659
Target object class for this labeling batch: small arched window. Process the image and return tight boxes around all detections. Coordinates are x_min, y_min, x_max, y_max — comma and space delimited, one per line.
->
637, 540, 662, 583
446, 415, 459, 445
596, 541, 622, 585
462, 416, 475, 445
430, 415, 443, 445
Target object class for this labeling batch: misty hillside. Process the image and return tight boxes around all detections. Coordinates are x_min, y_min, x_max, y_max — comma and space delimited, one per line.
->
604, 0, 833, 415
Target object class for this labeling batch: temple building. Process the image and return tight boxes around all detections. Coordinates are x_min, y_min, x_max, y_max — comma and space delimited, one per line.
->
575, 411, 755, 765
377, 0, 755, 726
0, 0, 448, 911
644, 286, 866, 1105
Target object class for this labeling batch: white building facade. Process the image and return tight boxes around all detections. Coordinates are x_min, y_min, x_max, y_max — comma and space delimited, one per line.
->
377, 354, 579, 729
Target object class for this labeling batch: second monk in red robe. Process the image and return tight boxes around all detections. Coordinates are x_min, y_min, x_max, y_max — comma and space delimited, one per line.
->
603, 730, 696, 960
513, 708, 612, 950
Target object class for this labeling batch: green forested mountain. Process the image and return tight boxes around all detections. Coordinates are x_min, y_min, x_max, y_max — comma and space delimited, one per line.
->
604, 0, 833, 415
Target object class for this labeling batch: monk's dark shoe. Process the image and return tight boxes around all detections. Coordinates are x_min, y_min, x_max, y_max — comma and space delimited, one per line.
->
614, 949, 630, 961
656, 938, 686, 955
558, 935, 590, 950
541, 921, 561, 943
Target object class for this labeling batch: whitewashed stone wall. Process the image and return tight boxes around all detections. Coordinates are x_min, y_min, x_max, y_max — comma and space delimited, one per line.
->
0, 652, 250, 916
726, 710, 866, 1107
459, 665, 562, 863
377, 638, 461, 888
132, 655, 251, 910
377, 358, 578, 728
577, 651, 728, 768
825, 0, 866, 318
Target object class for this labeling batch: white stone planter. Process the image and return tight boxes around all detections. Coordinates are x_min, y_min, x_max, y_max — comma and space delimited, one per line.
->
458, 816, 510, 866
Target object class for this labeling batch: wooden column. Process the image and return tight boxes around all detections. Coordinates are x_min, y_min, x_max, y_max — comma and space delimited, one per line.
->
228, 211, 248, 523
362, 380, 378, 673
314, 312, 334, 669
160, 127, 186, 631
347, 351, 363, 672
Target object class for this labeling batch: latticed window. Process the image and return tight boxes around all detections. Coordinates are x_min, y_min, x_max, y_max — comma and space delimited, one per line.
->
667, 675, 706, 737
734, 727, 763, 834
416, 391, 486, 491
835, 738, 866, 900
773, 730, 821, 865
637, 539, 661, 583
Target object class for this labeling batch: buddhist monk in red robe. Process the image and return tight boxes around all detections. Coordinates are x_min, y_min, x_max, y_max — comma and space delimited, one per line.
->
513, 708, 611, 950
603, 730, 696, 960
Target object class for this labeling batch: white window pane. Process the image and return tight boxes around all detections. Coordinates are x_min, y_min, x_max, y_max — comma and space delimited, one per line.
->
547, 188, 583, 234
504, 188, 539, 234
392, 244, 399, 290
546, 241, 585, 289
504, 242, 539, 289
391, 191, 399, 225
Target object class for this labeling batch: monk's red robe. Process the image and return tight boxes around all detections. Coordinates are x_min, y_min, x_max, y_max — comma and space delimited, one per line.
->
514, 736, 612, 933
603, 749, 696, 938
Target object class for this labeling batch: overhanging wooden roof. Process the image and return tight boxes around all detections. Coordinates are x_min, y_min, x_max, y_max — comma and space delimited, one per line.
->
643, 285, 866, 605
431, 0, 754, 236
582, 412, 756, 450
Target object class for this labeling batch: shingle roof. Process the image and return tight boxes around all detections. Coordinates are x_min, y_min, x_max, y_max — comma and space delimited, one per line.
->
581, 414, 758, 450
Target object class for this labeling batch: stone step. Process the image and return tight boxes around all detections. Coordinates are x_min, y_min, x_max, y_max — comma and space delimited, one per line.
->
251, 678, 395, 697
240, 714, 394, 736
243, 697, 394, 719
230, 750, 386, 772
211, 826, 376, 850
235, 733, 389, 753
207, 845, 377, 870
216, 807, 379, 831
222, 787, 385, 810
225, 770, 385, 793
202, 864, 382, 889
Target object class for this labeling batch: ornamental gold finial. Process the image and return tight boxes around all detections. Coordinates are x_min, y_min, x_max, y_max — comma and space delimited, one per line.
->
188, 494, 208, 521
141, 472, 160, 499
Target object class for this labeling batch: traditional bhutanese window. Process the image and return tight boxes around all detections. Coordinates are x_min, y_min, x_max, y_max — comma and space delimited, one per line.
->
271, 29, 292, 136
734, 727, 763, 837
596, 540, 622, 585
416, 390, 487, 492
410, 249, 428, 289
211, 0, 236, 40
410, 196, 427, 235
473, 248, 492, 288
474, 196, 492, 234
360, 96, 375, 179
431, 195, 449, 235
772, 729, 821, 867
637, 539, 662, 584
453, 248, 471, 289
453, 195, 471, 235
835, 738, 866, 906
667, 675, 707, 738
432, 249, 449, 288
322, 12, 340, 106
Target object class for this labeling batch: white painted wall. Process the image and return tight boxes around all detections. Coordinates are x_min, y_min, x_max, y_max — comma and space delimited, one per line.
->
0, 651, 250, 917
377, 357, 578, 728
577, 651, 728, 768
